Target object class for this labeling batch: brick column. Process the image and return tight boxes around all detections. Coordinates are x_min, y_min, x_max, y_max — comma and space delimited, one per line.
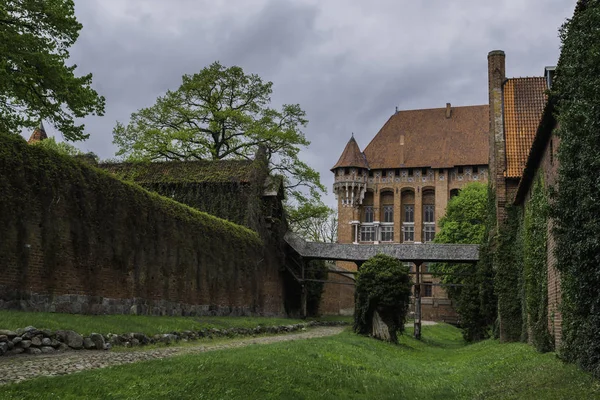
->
488, 50, 507, 224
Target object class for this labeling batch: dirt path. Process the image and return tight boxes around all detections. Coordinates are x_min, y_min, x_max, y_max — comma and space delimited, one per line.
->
0, 326, 345, 386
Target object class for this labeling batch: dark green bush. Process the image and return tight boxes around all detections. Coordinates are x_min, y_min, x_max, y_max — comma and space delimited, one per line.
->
354, 254, 411, 343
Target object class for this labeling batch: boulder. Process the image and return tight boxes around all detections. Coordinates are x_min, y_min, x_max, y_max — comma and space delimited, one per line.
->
57, 330, 83, 349
40, 346, 55, 354
12, 336, 22, 345
41, 338, 52, 346
27, 347, 42, 355
20, 340, 32, 349
31, 336, 43, 347
89, 333, 105, 350
83, 337, 95, 349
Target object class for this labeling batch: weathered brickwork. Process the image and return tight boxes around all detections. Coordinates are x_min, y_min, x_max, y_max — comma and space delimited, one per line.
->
319, 273, 355, 316
0, 134, 286, 317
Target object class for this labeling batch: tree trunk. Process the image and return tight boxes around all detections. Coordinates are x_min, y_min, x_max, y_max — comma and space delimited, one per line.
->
371, 310, 397, 343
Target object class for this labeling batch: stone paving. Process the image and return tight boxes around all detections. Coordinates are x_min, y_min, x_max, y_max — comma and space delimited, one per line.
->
0, 326, 344, 386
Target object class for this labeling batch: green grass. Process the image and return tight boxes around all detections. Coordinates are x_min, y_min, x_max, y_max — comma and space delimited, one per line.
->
1, 324, 598, 399
0, 310, 306, 335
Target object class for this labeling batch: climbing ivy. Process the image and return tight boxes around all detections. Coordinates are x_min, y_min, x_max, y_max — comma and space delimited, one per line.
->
494, 205, 525, 343
551, 0, 600, 377
523, 175, 553, 352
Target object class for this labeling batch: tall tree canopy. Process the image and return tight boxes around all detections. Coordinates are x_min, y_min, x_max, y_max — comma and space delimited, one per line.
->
0, 0, 105, 140
113, 62, 325, 207
433, 182, 495, 341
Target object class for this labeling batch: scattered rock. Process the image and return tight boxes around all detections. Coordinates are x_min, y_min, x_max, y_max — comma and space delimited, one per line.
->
83, 337, 95, 350
57, 330, 83, 349
90, 333, 105, 350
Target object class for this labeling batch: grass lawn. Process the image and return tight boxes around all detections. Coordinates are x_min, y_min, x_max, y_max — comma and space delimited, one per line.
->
1, 324, 598, 399
0, 310, 310, 335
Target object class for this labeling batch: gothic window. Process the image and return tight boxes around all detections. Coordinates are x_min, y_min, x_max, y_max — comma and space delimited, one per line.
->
383, 205, 394, 223
380, 225, 394, 242
364, 206, 374, 223
404, 205, 414, 223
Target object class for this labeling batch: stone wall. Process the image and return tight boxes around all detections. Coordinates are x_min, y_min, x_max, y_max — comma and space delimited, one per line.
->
0, 133, 286, 316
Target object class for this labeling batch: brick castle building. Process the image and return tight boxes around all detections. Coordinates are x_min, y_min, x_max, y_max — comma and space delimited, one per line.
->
331, 102, 489, 321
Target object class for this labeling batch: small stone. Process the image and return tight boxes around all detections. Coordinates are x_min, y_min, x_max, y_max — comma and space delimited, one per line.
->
31, 337, 42, 347
42, 338, 52, 346
26, 347, 42, 355
20, 340, 32, 349
130, 338, 140, 347
40, 346, 55, 354
12, 336, 22, 345
103, 343, 111, 351
0, 342, 8, 355
0, 330, 17, 337
23, 326, 37, 333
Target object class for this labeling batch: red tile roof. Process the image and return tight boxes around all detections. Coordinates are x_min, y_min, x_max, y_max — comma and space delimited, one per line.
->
331, 136, 369, 170
503, 77, 547, 178
362, 105, 489, 169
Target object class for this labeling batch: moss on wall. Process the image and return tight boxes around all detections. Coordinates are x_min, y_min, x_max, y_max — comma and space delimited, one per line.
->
0, 133, 285, 316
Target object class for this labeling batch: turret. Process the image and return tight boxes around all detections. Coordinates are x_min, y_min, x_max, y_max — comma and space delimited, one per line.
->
331, 134, 369, 207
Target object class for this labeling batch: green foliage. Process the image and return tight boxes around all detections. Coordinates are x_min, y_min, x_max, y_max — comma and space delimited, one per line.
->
354, 254, 411, 343
433, 182, 495, 341
30, 136, 83, 156
287, 203, 337, 243
0, 133, 265, 308
494, 205, 525, 343
305, 260, 330, 317
0, 0, 105, 140
112, 61, 325, 207
2, 325, 600, 399
551, 0, 600, 376
523, 175, 553, 352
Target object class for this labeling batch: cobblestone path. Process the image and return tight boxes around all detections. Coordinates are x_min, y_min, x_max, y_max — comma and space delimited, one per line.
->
0, 326, 344, 385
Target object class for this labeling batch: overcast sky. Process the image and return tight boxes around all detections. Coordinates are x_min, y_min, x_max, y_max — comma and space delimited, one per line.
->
34, 0, 577, 207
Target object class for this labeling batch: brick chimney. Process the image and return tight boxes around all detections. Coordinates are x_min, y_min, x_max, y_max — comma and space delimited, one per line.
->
488, 50, 507, 223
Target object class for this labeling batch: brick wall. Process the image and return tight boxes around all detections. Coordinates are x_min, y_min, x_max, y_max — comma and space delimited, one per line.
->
0, 134, 286, 316
319, 273, 355, 316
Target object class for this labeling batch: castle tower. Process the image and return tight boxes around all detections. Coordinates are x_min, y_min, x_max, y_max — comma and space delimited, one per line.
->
27, 121, 48, 144
331, 135, 369, 250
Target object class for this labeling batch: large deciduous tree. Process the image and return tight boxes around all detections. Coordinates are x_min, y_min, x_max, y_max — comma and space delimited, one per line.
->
113, 61, 325, 208
0, 0, 105, 140
433, 182, 496, 341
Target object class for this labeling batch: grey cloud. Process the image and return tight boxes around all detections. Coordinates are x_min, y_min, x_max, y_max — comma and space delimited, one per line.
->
24, 0, 578, 208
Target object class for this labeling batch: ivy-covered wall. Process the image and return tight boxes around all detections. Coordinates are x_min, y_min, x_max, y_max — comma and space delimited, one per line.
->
0, 133, 285, 316
495, 174, 553, 350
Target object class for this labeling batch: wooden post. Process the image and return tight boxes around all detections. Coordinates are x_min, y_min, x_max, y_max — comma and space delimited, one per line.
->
414, 261, 422, 340
301, 261, 307, 319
